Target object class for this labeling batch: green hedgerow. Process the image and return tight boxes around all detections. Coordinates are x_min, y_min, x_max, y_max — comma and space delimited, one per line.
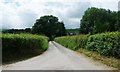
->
1, 33, 48, 63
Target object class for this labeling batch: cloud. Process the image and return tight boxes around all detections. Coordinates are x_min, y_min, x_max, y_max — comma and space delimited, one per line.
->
66, 2, 90, 18
1, 2, 22, 29
91, 2, 118, 11
119, 1, 120, 11
1, 0, 119, 29
1, 0, 38, 29
18, 9, 38, 28
37, 2, 91, 29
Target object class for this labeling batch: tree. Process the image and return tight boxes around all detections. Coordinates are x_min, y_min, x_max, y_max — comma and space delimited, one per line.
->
115, 11, 120, 31
25, 28, 31, 33
31, 15, 66, 40
80, 7, 119, 34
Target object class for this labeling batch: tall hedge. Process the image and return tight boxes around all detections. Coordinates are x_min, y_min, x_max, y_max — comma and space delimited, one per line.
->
55, 32, 120, 58
1, 33, 48, 63
86, 32, 120, 58
55, 35, 89, 50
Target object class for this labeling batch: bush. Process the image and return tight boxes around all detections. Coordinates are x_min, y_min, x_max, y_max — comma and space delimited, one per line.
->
55, 32, 120, 58
1, 33, 48, 63
55, 35, 89, 50
86, 32, 120, 58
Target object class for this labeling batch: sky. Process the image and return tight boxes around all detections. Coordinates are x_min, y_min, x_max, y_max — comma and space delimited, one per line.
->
0, 0, 119, 29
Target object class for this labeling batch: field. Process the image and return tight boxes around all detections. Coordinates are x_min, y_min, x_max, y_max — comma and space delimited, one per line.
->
1, 33, 48, 64
55, 31, 120, 68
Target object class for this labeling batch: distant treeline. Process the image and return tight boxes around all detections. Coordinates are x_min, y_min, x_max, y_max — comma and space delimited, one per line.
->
66, 28, 79, 33
2, 28, 31, 34
66, 28, 79, 35
2, 28, 80, 36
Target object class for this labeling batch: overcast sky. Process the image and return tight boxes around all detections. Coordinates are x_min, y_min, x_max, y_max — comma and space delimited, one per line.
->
0, 0, 119, 29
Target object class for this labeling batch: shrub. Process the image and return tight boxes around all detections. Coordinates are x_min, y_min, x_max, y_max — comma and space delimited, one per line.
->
55, 32, 120, 58
86, 32, 120, 58
1, 33, 48, 63
55, 35, 89, 50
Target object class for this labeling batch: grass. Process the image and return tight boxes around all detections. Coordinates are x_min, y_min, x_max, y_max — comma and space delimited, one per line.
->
77, 48, 120, 69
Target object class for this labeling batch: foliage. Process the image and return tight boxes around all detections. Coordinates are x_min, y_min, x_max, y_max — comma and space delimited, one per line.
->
66, 28, 79, 35
1, 33, 48, 63
55, 35, 89, 50
31, 15, 66, 40
66, 28, 79, 33
115, 11, 120, 31
2, 28, 31, 34
86, 32, 120, 58
80, 7, 119, 34
55, 32, 120, 58
55, 36, 77, 50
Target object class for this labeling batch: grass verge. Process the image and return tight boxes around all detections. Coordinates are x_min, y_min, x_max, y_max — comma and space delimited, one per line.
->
77, 48, 120, 69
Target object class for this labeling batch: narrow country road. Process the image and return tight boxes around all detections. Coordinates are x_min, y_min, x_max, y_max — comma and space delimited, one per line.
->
2, 41, 115, 70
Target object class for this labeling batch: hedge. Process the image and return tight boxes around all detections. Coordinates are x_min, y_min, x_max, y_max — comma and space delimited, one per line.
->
1, 33, 48, 63
55, 32, 120, 58
86, 32, 120, 58
55, 35, 89, 50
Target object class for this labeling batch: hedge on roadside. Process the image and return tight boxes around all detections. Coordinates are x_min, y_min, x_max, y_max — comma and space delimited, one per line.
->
55, 35, 89, 50
86, 32, 120, 58
1, 33, 48, 63
55, 32, 120, 58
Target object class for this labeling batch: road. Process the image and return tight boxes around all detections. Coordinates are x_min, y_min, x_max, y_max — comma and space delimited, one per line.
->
2, 41, 115, 70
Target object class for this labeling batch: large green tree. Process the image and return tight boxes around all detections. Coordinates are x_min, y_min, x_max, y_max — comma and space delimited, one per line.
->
31, 15, 66, 40
80, 7, 119, 34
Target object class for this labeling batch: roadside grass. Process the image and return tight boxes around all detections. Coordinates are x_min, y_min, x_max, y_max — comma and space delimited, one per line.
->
77, 48, 120, 69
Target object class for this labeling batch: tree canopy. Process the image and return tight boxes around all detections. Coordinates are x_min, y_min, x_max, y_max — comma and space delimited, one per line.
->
80, 7, 120, 34
31, 15, 66, 40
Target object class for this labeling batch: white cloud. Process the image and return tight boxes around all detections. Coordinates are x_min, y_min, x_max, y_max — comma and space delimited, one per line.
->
0, 0, 119, 29
90, 1, 119, 11
1, 2, 22, 29
118, 1, 120, 11
18, 9, 38, 28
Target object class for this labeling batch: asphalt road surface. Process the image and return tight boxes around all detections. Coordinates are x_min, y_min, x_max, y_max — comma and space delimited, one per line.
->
2, 41, 115, 70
